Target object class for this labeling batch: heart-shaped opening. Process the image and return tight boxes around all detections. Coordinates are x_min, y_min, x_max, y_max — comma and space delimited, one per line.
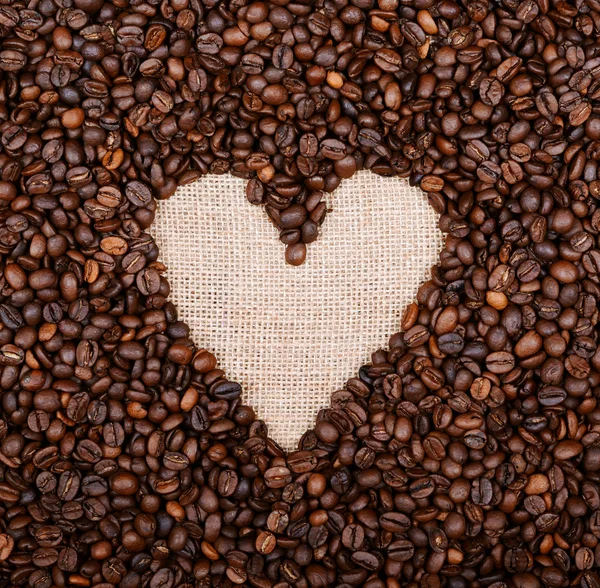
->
151, 171, 442, 449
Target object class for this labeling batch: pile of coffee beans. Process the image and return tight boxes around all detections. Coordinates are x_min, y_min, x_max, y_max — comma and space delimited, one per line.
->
2, 0, 600, 586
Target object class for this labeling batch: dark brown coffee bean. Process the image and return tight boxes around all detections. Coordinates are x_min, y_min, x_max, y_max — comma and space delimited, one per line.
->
388, 539, 415, 562
0, 50, 26, 71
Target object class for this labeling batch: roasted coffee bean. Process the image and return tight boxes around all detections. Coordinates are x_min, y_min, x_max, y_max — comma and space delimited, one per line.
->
0, 50, 26, 71
388, 539, 415, 562
341, 523, 364, 550
0, 535, 13, 561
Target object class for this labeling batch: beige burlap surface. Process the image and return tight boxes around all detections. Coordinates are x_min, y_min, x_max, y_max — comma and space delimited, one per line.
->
151, 171, 443, 450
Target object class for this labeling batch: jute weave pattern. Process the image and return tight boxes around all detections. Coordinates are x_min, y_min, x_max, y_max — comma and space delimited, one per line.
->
151, 172, 443, 450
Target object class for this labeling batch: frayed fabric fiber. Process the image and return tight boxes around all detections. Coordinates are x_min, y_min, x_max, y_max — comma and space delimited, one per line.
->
151, 171, 443, 450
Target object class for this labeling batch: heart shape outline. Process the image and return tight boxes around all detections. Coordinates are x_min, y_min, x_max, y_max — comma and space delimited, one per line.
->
151, 171, 442, 449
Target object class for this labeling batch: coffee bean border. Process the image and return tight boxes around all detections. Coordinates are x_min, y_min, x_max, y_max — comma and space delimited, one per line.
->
0, 0, 600, 586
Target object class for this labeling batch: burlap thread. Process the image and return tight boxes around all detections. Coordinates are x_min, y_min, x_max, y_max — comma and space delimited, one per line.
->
151, 171, 443, 450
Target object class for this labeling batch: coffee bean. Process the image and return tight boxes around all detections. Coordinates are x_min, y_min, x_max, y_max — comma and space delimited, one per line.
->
285, 242, 307, 265
0, 534, 13, 560
388, 539, 415, 562
255, 531, 276, 554
341, 523, 364, 550
136, 268, 160, 295
126, 181, 152, 207
0, 50, 25, 71
351, 550, 382, 571
279, 205, 307, 229
379, 512, 410, 533
264, 467, 292, 488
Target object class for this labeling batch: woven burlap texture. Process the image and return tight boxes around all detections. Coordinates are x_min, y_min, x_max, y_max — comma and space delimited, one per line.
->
151, 171, 443, 450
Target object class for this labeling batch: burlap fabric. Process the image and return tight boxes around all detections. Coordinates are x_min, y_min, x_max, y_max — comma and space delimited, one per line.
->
151, 171, 442, 450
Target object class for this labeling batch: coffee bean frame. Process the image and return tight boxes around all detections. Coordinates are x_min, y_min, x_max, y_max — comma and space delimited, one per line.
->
0, 0, 599, 586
